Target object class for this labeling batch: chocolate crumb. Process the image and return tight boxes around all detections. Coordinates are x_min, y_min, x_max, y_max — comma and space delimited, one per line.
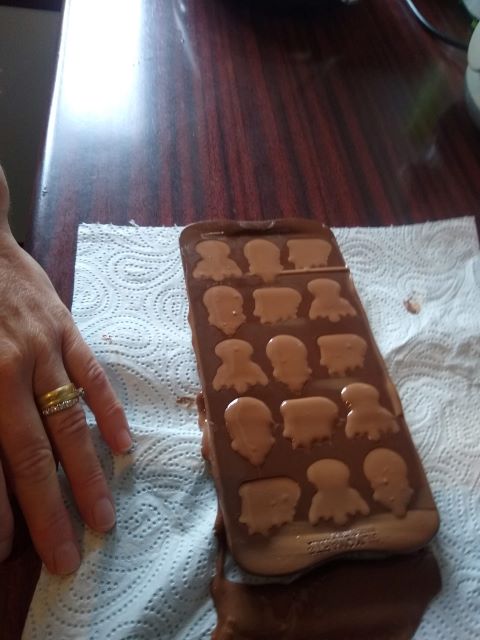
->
176, 396, 197, 409
404, 296, 421, 314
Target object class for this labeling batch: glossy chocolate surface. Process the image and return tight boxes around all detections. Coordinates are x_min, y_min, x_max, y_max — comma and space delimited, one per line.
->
180, 219, 439, 576
212, 522, 441, 640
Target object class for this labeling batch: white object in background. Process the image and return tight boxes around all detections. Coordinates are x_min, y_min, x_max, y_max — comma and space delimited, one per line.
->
23, 219, 480, 640
465, 22, 480, 128
463, 0, 480, 19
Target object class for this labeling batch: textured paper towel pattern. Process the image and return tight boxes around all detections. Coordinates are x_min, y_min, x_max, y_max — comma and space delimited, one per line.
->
24, 218, 480, 639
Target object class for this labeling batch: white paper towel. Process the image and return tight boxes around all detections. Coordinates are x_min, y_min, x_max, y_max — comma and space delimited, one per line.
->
23, 218, 480, 640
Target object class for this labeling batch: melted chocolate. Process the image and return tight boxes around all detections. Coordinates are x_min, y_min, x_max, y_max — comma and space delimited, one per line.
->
180, 220, 439, 577
212, 524, 441, 640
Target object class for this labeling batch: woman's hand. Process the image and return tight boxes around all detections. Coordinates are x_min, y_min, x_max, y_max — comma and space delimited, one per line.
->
0, 167, 131, 574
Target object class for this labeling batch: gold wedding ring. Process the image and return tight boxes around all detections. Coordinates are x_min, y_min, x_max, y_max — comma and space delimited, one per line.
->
37, 383, 85, 417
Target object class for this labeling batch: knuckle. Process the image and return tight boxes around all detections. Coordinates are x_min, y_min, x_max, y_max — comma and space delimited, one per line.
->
83, 357, 108, 389
0, 341, 23, 376
78, 466, 107, 494
52, 304, 71, 324
102, 400, 124, 422
62, 325, 83, 355
33, 504, 70, 540
50, 406, 87, 442
12, 445, 56, 486
34, 331, 60, 360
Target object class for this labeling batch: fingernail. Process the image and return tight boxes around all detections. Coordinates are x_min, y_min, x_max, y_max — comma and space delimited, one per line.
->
116, 429, 133, 453
93, 497, 116, 531
53, 541, 80, 575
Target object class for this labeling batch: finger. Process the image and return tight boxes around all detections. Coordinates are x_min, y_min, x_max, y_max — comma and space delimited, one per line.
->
0, 376, 80, 575
62, 324, 132, 454
35, 362, 116, 535
0, 458, 14, 562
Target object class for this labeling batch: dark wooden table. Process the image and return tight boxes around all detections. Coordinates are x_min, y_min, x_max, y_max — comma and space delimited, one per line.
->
2, 0, 480, 637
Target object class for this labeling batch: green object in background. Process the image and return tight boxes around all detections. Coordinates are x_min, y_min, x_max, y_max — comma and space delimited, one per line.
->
406, 65, 449, 145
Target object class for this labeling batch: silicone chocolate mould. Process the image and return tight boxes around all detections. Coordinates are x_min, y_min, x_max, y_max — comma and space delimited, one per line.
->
180, 219, 439, 576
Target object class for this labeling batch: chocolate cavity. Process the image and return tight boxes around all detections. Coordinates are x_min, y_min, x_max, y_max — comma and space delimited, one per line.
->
266, 335, 311, 392
308, 278, 357, 322
213, 339, 268, 393
342, 382, 400, 440
244, 239, 283, 282
239, 477, 301, 535
253, 287, 302, 323
225, 397, 275, 465
193, 240, 242, 281
280, 396, 338, 448
317, 334, 367, 376
364, 448, 413, 517
307, 459, 370, 526
287, 238, 332, 268
203, 285, 246, 335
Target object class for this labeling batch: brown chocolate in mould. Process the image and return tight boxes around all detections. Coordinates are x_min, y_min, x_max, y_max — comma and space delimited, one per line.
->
225, 397, 275, 466
238, 477, 301, 535
203, 286, 246, 336
253, 287, 302, 323
287, 238, 332, 269
342, 382, 400, 441
317, 334, 368, 376
308, 278, 357, 322
213, 339, 268, 393
307, 459, 370, 526
280, 397, 338, 448
212, 521, 441, 640
196, 392, 211, 462
180, 220, 439, 577
364, 448, 414, 517
193, 240, 242, 281
266, 335, 311, 392
244, 238, 283, 282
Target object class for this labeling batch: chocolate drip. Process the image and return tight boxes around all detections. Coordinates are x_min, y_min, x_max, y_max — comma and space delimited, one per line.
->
212, 517, 441, 640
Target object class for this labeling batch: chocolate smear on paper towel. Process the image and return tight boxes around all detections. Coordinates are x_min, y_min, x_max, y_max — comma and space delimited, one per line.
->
404, 294, 422, 314
211, 517, 441, 640
176, 396, 197, 409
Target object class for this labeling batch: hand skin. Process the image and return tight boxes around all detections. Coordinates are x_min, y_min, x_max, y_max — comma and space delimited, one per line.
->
0, 166, 132, 575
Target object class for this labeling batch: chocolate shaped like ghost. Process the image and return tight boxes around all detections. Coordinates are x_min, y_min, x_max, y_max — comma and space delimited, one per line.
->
193, 240, 242, 281
239, 477, 301, 535
317, 334, 367, 376
203, 286, 246, 336
307, 459, 370, 526
244, 239, 283, 283
342, 383, 399, 441
213, 339, 268, 393
266, 335, 311, 392
225, 397, 274, 465
253, 287, 302, 324
287, 238, 332, 269
281, 397, 338, 448
308, 278, 357, 322
363, 448, 413, 517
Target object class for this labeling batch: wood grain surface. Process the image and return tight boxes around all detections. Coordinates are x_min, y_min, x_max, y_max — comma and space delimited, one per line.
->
26, 0, 480, 306
2, 0, 480, 637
